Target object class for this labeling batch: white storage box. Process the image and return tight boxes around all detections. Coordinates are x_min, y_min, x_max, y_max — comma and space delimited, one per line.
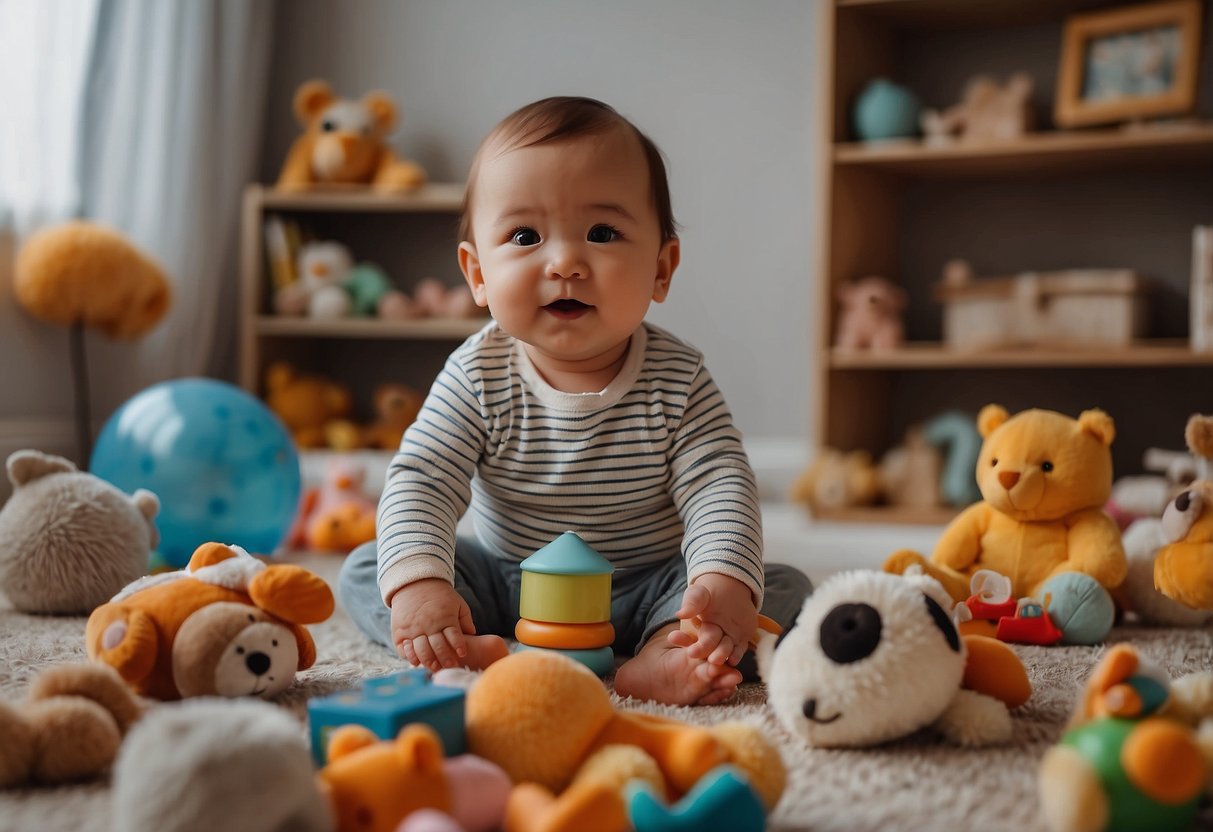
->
935, 263, 1149, 350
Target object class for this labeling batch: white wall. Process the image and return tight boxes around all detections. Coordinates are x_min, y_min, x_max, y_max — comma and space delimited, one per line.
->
262, 0, 822, 444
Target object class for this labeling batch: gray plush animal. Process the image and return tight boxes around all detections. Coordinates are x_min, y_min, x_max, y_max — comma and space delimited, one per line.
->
0, 450, 158, 614
111, 698, 332, 832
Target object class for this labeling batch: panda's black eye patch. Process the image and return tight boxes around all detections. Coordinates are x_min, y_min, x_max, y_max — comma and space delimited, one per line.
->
924, 594, 960, 652
820, 603, 882, 664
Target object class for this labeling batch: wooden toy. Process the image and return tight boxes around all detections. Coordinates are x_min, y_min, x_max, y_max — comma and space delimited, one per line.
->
307, 668, 465, 765
921, 73, 1033, 146
516, 532, 615, 675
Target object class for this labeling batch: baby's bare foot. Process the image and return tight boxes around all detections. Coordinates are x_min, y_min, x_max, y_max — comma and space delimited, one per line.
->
614, 631, 741, 706
463, 634, 509, 670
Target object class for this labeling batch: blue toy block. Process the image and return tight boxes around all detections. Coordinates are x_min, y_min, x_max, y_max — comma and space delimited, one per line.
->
626, 764, 766, 832
307, 668, 465, 765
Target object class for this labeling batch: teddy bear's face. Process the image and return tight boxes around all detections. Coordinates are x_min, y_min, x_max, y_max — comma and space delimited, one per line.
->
1154, 481, 1213, 610
975, 406, 1114, 522
758, 571, 965, 748
172, 603, 300, 699
839, 277, 906, 317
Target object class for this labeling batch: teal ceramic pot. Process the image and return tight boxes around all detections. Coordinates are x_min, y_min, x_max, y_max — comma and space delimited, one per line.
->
852, 78, 921, 141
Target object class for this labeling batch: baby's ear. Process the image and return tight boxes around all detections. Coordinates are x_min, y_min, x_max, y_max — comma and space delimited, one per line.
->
1078, 409, 1115, 446
977, 404, 1009, 438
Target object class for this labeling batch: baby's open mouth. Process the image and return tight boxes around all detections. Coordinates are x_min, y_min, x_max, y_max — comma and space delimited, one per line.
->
544, 299, 592, 319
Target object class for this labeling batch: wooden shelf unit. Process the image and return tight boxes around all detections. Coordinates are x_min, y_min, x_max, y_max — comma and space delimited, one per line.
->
239, 184, 479, 416
814, 0, 1213, 523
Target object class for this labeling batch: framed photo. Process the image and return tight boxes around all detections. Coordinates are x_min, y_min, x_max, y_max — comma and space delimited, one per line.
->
1055, 0, 1203, 128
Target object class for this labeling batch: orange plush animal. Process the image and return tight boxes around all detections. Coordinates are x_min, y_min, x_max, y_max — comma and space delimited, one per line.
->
86, 542, 334, 700
362, 383, 423, 451
264, 362, 354, 449
277, 80, 426, 191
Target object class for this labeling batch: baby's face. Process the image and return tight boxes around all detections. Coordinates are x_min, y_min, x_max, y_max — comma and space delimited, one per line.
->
459, 128, 677, 366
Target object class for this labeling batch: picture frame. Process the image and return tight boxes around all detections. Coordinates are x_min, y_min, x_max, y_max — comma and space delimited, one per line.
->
1054, 0, 1203, 128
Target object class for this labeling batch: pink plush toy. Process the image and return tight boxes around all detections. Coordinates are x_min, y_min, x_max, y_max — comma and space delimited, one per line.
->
834, 276, 907, 350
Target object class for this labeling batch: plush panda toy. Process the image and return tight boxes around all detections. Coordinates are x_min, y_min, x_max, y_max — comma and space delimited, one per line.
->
757, 569, 1031, 748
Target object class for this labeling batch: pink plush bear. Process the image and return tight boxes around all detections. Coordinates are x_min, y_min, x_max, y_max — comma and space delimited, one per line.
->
834, 276, 907, 350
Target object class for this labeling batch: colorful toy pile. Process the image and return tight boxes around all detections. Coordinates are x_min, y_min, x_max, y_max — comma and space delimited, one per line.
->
515, 532, 616, 677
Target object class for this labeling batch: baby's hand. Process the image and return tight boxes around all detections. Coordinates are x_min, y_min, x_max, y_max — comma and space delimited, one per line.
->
389, 578, 475, 671
669, 573, 758, 667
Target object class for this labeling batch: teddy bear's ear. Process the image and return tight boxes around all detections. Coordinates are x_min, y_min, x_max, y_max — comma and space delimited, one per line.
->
131, 489, 159, 522
360, 91, 397, 133
265, 362, 295, 394
7, 450, 76, 488
1185, 414, 1213, 460
1078, 409, 1115, 446
327, 725, 379, 763
977, 404, 1009, 438
294, 79, 335, 124
395, 724, 445, 774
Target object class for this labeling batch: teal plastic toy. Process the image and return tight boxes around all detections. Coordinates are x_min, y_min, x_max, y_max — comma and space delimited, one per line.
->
922, 410, 982, 507
346, 263, 393, 316
1040, 572, 1115, 645
852, 78, 921, 141
626, 765, 766, 832
307, 668, 465, 765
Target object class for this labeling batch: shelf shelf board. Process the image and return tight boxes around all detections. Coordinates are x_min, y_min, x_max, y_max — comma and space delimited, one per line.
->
835, 0, 1121, 29
254, 316, 487, 340
833, 123, 1213, 177
812, 504, 959, 526
830, 340, 1213, 370
249, 182, 465, 212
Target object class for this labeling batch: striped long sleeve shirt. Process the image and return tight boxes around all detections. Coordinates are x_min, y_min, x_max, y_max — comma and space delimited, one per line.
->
376, 321, 764, 607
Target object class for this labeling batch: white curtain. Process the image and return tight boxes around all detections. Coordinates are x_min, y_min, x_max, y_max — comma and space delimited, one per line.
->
81, 0, 274, 383
0, 0, 101, 233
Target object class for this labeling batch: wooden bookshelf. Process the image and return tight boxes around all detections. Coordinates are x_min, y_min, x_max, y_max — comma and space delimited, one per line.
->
239, 183, 475, 418
813, 0, 1213, 524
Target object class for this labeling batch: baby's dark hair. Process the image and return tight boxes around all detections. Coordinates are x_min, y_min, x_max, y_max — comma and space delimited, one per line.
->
458, 96, 677, 243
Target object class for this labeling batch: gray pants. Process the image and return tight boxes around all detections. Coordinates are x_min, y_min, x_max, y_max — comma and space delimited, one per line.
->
339, 536, 812, 679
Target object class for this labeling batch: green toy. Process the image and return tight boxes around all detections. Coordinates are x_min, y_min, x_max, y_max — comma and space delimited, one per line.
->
923, 410, 982, 507
345, 263, 394, 316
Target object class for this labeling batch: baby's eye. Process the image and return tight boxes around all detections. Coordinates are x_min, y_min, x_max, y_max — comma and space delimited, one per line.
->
587, 224, 620, 243
510, 227, 540, 246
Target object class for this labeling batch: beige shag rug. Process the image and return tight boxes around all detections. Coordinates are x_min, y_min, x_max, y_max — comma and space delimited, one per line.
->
2, 553, 1212, 832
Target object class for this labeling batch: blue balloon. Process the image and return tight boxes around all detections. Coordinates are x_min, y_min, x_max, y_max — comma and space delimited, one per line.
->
91, 378, 301, 567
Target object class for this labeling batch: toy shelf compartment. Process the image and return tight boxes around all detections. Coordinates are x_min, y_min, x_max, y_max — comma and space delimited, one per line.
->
239, 182, 475, 397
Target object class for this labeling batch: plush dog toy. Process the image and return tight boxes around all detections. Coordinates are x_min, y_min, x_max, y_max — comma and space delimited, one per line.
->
463, 651, 785, 831
0, 450, 159, 614
885, 405, 1127, 605
0, 663, 142, 788
277, 79, 426, 191
758, 570, 1030, 748
1151, 415, 1213, 613
85, 542, 334, 700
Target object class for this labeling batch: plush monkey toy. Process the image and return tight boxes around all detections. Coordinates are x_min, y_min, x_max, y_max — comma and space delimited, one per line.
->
276, 79, 427, 191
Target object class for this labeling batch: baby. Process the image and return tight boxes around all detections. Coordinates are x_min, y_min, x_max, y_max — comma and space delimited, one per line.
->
339, 96, 811, 705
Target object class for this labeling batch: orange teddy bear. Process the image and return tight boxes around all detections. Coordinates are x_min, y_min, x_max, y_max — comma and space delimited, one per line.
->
86, 542, 334, 700
276, 79, 426, 191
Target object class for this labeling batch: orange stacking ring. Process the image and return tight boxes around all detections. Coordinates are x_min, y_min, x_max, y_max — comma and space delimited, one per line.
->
515, 618, 615, 650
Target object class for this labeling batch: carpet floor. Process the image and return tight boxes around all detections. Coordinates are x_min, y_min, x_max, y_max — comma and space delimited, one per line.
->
2, 553, 1212, 832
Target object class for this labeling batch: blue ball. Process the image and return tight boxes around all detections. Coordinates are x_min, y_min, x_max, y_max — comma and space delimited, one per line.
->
91, 378, 301, 568
852, 78, 922, 141
1042, 572, 1115, 645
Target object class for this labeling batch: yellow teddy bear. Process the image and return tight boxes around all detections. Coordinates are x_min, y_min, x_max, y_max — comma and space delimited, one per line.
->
886, 404, 1127, 604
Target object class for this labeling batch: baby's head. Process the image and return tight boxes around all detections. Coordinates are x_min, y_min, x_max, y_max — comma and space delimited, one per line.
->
457, 97, 680, 368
